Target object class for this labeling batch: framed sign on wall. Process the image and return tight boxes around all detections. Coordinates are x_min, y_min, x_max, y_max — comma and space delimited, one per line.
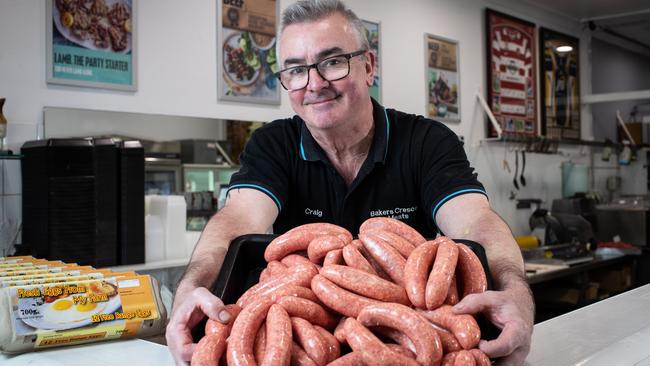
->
362, 20, 382, 103
539, 27, 580, 140
425, 34, 460, 123
485, 9, 537, 138
218, 0, 280, 105
46, 0, 137, 91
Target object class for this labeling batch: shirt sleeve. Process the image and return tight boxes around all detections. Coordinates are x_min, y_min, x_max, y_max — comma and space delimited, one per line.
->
227, 125, 290, 212
419, 122, 487, 225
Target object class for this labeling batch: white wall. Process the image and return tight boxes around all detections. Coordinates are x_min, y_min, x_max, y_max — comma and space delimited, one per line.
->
0, 0, 646, 241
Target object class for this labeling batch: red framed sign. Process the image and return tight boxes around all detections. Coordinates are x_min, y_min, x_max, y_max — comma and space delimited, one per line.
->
486, 9, 537, 138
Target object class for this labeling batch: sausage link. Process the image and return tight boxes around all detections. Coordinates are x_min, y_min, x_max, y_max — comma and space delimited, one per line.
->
425, 240, 459, 309
333, 318, 347, 344
469, 349, 490, 366
456, 243, 488, 297
308, 236, 346, 264
428, 321, 462, 353
359, 217, 426, 246
357, 303, 442, 366
417, 305, 481, 350
342, 242, 378, 275
266, 231, 323, 262
205, 304, 242, 338
367, 229, 416, 258
254, 324, 266, 365
359, 232, 407, 286
314, 325, 340, 363
227, 298, 273, 366
281, 254, 314, 268
291, 317, 328, 366
403, 240, 438, 309
370, 325, 417, 354
311, 274, 381, 318
276, 295, 338, 330
286, 223, 353, 243
291, 342, 318, 366
445, 275, 459, 305
319, 265, 410, 305
237, 265, 318, 308
444, 350, 475, 366
322, 249, 344, 267
191, 334, 227, 366
326, 344, 414, 366
260, 304, 292, 366
259, 267, 273, 283
342, 317, 419, 366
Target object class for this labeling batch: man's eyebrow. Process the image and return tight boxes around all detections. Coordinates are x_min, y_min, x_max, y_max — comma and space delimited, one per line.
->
283, 47, 345, 67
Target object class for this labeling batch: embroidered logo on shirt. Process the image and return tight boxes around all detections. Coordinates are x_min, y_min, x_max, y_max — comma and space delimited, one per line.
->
369, 206, 418, 220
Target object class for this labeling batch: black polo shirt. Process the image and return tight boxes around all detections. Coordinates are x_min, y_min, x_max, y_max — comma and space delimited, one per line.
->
228, 99, 487, 237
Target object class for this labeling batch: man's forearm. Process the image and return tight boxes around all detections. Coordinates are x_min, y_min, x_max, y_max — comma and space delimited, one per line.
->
444, 206, 526, 291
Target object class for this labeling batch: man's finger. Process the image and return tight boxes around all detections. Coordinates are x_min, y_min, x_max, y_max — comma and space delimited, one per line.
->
478, 322, 520, 358
179, 342, 197, 364
189, 287, 227, 322
453, 291, 497, 314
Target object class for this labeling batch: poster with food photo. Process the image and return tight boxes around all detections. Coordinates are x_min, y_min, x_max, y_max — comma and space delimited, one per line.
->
362, 20, 381, 103
485, 9, 537, 138
425, 34, 460, 123
46, 0, 136, 91
218, 0, 280, 105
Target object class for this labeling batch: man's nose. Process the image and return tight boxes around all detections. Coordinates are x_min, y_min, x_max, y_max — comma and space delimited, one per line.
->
306, 67, 329, 91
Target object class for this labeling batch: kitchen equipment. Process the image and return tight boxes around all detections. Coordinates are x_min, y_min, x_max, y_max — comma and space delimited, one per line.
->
21, 138, 144, 266
596, 198, 650, 247
561, 161, 588, 198
143, 140, 182, 195
513, 149, 520, 190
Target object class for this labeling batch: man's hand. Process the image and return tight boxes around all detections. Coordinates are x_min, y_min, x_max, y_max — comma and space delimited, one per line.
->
453, 283, 534, 366
165, 287, 231, 366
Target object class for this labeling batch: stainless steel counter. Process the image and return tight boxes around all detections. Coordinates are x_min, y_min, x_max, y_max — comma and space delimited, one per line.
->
526, 284, 650, 365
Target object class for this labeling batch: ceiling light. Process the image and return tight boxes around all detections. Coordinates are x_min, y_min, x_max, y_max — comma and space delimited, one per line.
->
555, 45, 573, 53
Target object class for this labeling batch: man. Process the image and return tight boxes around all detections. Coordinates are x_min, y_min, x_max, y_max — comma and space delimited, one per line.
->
166, 1, 534, 365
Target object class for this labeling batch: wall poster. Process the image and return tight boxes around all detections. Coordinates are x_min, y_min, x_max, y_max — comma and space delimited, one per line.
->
485, 9, 537, 138
46, 0, 136, 91
362, 20, 381, 103
539, 27, 580, 140
218, 0, 280, 105
425, 34, 460, 123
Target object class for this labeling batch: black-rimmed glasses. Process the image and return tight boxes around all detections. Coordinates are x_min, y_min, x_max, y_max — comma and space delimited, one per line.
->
275, 49, 367, 91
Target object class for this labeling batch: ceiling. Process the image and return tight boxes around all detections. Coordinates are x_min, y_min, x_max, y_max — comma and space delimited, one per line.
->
524, 0, 650, 52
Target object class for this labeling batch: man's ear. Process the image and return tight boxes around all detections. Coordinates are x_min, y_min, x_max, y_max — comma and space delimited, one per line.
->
365, 50, 376, 87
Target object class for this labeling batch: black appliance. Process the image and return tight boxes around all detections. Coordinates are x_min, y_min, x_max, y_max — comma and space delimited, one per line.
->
21, 138, 144, 266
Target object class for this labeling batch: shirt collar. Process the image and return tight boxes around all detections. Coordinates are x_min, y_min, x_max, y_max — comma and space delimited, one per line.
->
297, 98, 390, 164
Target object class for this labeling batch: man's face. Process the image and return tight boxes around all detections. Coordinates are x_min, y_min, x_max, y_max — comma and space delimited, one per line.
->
279, 14, 375, 130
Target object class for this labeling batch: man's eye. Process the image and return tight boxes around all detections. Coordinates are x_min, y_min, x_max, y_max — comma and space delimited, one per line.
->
288, 67, 307, 76
322, 58, 343, 67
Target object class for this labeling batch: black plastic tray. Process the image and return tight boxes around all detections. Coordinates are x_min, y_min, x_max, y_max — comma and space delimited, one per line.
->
194, 234, 499, 341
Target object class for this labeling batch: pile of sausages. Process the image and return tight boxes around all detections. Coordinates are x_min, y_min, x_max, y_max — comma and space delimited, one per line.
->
192, 217, 491, 366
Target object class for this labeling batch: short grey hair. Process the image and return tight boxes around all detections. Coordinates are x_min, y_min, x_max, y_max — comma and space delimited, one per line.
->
279, 0, 370, 51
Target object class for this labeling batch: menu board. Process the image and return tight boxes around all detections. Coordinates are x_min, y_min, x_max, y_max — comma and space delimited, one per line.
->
218, 0, 280, 105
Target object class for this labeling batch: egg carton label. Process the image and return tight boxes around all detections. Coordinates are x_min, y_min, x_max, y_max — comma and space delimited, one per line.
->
8, 275, 160, 346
